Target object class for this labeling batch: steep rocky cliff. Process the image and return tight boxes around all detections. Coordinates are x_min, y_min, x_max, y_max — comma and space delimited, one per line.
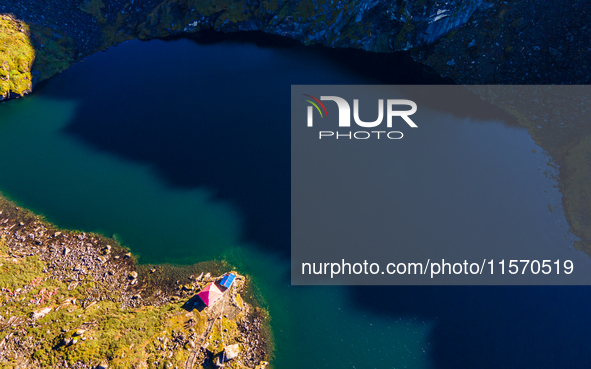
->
2, 0, 589, 100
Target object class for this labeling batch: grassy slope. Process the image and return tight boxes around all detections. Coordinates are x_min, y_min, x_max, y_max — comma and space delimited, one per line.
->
467, 86, 591, 253
0, 15, 34, 99
0, 236, 258, 368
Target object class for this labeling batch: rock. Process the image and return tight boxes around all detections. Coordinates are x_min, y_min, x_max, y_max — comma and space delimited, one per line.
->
32, 307, 52, 319
63, 247, 70, 256
223, 343, 241, 361
132, 294, 141, 300
128, 271, 138, 279
96, 361, 109, 369
54, 232, 62, 237
255, 361, 269, 369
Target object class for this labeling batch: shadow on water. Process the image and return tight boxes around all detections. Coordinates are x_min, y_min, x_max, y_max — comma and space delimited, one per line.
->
350, 285, 591, 368
29, 30, 591, 369
173, 30, 520, 124
34, 30, 517, 259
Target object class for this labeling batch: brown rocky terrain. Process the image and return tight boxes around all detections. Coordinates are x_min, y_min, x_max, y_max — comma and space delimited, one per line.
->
0, 194, 271, 368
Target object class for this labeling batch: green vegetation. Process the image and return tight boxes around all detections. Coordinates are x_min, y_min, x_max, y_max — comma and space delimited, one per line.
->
206, 315, 239, 353
28, 24, 76, 83
0, 238, 208, 368
0, 15, 35, 99
0, 14, 76, 99
79, 0, 107, 23
468, 86, 591, 255
294, 0, 317, 20
0, 193, 270, 368
563, 134, 591, 253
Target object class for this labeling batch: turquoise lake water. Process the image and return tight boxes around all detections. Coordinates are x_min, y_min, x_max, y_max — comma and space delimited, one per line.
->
1, 35, 590, 368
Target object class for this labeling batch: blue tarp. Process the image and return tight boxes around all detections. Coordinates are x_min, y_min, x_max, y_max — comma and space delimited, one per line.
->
220, 273, 236, 288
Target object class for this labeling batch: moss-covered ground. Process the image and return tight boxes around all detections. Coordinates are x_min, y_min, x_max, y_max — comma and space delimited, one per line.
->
0, 14, 35, 99
0, 236, 213, 368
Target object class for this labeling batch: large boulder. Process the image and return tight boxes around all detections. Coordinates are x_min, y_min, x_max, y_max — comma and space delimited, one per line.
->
223, 343, 241, 361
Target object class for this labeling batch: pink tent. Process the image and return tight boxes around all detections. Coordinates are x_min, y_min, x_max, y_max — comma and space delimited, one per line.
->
197, 283, 223, 307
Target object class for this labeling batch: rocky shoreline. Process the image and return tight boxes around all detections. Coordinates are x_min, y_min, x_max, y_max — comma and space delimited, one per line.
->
0, 1, 590, 364
0, 0, 589, 101
0, 194, 271, 368
466, 86, 591, 254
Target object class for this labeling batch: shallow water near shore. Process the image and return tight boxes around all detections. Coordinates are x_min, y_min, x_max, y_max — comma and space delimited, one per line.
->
1, 35, 591, 368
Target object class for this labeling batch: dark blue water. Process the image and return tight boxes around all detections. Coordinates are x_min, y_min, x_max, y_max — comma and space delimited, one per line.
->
0, 32, 590, 368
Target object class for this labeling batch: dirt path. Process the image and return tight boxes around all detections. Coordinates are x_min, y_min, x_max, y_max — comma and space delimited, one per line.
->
185, 316, 217, 369
185, 290, 231, 369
